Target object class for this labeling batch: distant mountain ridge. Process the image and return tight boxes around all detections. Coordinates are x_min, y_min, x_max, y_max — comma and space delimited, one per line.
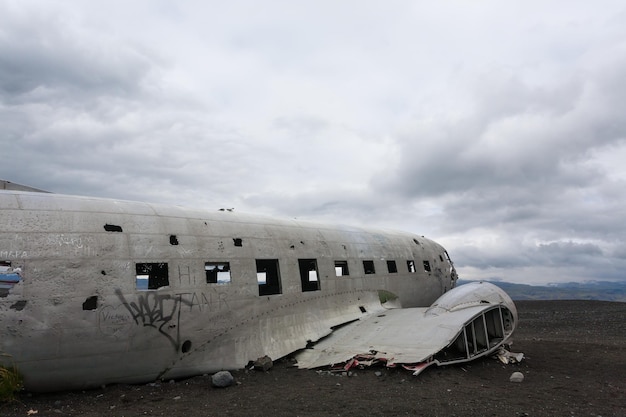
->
457, 280, 626, 302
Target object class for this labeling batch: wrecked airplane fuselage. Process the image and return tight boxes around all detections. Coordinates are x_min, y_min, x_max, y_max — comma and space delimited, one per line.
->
0, 190, 514, 392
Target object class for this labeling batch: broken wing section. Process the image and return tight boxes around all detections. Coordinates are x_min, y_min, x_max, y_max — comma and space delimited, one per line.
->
295, 282, 517, 374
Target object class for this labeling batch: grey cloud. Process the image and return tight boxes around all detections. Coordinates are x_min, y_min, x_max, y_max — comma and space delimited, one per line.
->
454, 240, 611, 280
612, 245, 626, 260
470, 72, 583, 120
272, 115, 330, 138
0, 5, 210, 201
375, 29, 626, 200
376, 73, 623, 201
535, 241, 603, 264
242, 189, 376, 220
0, 4, 155, 103
2, 1, 625, 287
452, 244, 532, 270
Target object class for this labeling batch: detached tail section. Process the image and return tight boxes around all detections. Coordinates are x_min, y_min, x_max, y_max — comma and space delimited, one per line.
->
295, 282, 518, 374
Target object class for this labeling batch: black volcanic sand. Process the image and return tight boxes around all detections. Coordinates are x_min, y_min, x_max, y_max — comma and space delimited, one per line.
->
3, 300, 625, 417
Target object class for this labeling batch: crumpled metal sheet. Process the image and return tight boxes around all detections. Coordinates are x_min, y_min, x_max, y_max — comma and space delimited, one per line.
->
295, 282, 519, 376
296, 305, 495, 368
494, 346, 524, 364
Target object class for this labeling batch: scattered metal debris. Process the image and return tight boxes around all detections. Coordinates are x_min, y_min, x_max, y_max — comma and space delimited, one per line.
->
493, 346, 524, 365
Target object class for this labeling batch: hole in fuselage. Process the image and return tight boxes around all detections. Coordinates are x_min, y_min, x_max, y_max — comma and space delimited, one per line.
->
82, 296, 98, 310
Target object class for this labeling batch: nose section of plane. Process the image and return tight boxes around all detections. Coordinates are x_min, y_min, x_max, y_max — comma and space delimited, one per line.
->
450, 265, 458, 288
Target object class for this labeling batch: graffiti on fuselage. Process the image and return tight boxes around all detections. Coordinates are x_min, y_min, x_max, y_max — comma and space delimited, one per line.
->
112, 289, 188, 351
99, 289, 230, 351
46, 234, 99, 257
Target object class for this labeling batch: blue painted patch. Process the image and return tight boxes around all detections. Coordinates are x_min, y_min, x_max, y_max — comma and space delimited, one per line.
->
0, 273, 21, 289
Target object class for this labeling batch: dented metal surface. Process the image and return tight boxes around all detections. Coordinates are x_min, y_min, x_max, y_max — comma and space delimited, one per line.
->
0, 189, 513, 392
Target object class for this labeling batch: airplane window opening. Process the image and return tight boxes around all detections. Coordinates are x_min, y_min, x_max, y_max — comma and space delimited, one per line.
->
363, 260, 375, 275
474, 315, 489, 352
387, 260, 398, 273
299, 259, 320, 292
135, 262, 169, 290
256, 259, 282, 296
233, 238, 243, 247
82, 296, 98, 311
359, 306, 367, 313
334, 260, 349, 277
485, 308, 505, 346
423, 260, 431, 272
434, 328, 469, 363
501, 307, 514, 332
181, 340, 192, 353
205, 262, 231, 284
170, 235, 179, 245
439, 254, 444, 262
407, 260, 416, 273
466, 322, 477, 355
1, 260, 22, 297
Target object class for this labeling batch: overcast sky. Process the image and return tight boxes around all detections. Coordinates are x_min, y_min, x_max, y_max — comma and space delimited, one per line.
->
2, 1, 625, 285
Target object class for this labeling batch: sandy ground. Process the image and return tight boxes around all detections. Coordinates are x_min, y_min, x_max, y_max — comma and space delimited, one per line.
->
2, 300, 625, 417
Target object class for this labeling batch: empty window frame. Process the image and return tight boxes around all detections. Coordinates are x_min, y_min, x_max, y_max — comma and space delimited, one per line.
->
363, 260, 376, 275
205, 262, 231, 284
0, 260, 21, 297
256, 259, 282, 296
136, 262, 169, 290
407, 260, 416, 273
433, 306, 511, 363
387, 260, 398, 273
334, 260, 350, 277
299, 259, 320, 292
423, 260, 431, 272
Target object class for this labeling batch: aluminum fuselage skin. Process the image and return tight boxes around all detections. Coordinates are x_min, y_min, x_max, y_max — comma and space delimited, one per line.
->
0, 191, 457, 391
